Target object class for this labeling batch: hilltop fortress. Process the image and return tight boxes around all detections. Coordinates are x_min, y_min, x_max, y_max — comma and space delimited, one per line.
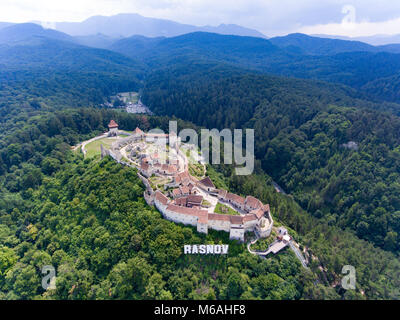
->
101, 121, 273, 242
153, 177, 273, 242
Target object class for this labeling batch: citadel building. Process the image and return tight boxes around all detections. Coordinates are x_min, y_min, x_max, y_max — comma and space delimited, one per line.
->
103, 125, 274, 242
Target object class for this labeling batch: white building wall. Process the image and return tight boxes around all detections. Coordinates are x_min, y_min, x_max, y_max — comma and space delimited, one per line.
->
154, 201, 168, 216
244, 220, 258, 231
208, 220, 231, 232
154, 195, 272, 244
109, 127, 118, 135
164, 209, 197, 227
197, 223, 208, 234
229, 228, 245, 242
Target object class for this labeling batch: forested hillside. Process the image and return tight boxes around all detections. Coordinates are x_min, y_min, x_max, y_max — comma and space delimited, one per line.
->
1, 25, 400, 300
208, 165, 400, 299
269, 33, 378, 55
142, 63, 400, 253
111, 32, 400, 104
0, 108, 313, 300
0, 23, 74, 44
0, 108, 399, 299
0, 25, 144, 123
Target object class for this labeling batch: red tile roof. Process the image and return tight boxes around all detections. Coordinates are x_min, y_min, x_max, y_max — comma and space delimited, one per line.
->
252, 208, 265, 220
187, 195, 203, 205
226, 193, 245, 204
175, 171, 190, 184
245, 196, 263, 210
174, 197, 187, 206
208, 213, 231, 222
134, 127, 143, 135
141, 162, 149, 171
108, 120, 119, 129
243, 214, 258, 223
155, 191, 169, 205
172, 188, 182, 197
230, 215, 244, 225
168, 165, 178, 174
166, 204, 208, 218
199, 177, 215, 189
218, 189, 227, 198
180, 186, 190, 194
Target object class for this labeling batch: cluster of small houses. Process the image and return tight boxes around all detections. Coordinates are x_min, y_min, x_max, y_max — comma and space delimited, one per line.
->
106, 121, 274, 243
151, 167, 274, 243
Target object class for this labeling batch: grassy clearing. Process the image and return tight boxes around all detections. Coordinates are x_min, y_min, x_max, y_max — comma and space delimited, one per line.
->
189, 163, 205, 179
214, 202, 240, 216
85, 137, 116, 158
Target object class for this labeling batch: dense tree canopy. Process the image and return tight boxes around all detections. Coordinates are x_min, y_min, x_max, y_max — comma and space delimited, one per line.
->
142, 63, 400, 253
1, 29, 400, 300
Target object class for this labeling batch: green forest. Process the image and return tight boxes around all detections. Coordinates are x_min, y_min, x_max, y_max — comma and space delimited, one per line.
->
142, 63, 400, 253
1, 24, 400, 300
0, 108, 399, 300
0, 109, 309, 300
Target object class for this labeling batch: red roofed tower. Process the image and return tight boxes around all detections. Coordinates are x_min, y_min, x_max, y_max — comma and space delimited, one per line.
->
108, 120, 119, 136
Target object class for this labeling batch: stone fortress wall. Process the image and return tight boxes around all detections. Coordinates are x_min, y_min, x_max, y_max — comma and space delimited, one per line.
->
101, 123, 273, 243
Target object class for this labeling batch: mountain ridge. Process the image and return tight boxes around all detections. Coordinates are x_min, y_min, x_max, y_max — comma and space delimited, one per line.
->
0, 23, 75, 45
53, 13, 267, 39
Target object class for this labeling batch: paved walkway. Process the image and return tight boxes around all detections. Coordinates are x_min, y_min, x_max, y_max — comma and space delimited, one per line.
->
247, 236, 308, 269
247, 239, 288, 256
289, 241, 308, 269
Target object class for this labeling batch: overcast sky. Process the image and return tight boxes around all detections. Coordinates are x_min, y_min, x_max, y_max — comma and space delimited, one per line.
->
2, 0, 400, 37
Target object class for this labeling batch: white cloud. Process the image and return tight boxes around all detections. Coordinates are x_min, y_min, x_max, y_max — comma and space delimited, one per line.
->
299, 16, 400, 37
0, 0, 139, 22
0, 0, 400, 37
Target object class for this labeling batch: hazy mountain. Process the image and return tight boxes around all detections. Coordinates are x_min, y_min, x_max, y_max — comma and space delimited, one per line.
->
0, 22, 144, 79
109, 31, 400, 104
53, 13, 266, 39
74, 34, 120, 49
0, 23, 74, 45
0, 24, 144, 110
109, 32, 281, 67
359, 34, 400, 46
0, 36, 143, 75
269, 33, 378, 55
314, 33, 400, 46
0, 22, 14, 30
378, 43, 400, 54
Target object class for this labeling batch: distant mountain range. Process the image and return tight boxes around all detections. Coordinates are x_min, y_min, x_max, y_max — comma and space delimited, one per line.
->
2, 21, 400, 104
49, 13, 267, 39
0, 22, 14, 30
107, 31, 400, 104
269, 33, 400, 55
3, 13, 400, 49
0, 23, 73, 44
314, 33, 400, 46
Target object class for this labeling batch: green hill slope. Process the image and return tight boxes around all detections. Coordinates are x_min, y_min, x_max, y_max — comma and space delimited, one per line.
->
142, 62, 400, 252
